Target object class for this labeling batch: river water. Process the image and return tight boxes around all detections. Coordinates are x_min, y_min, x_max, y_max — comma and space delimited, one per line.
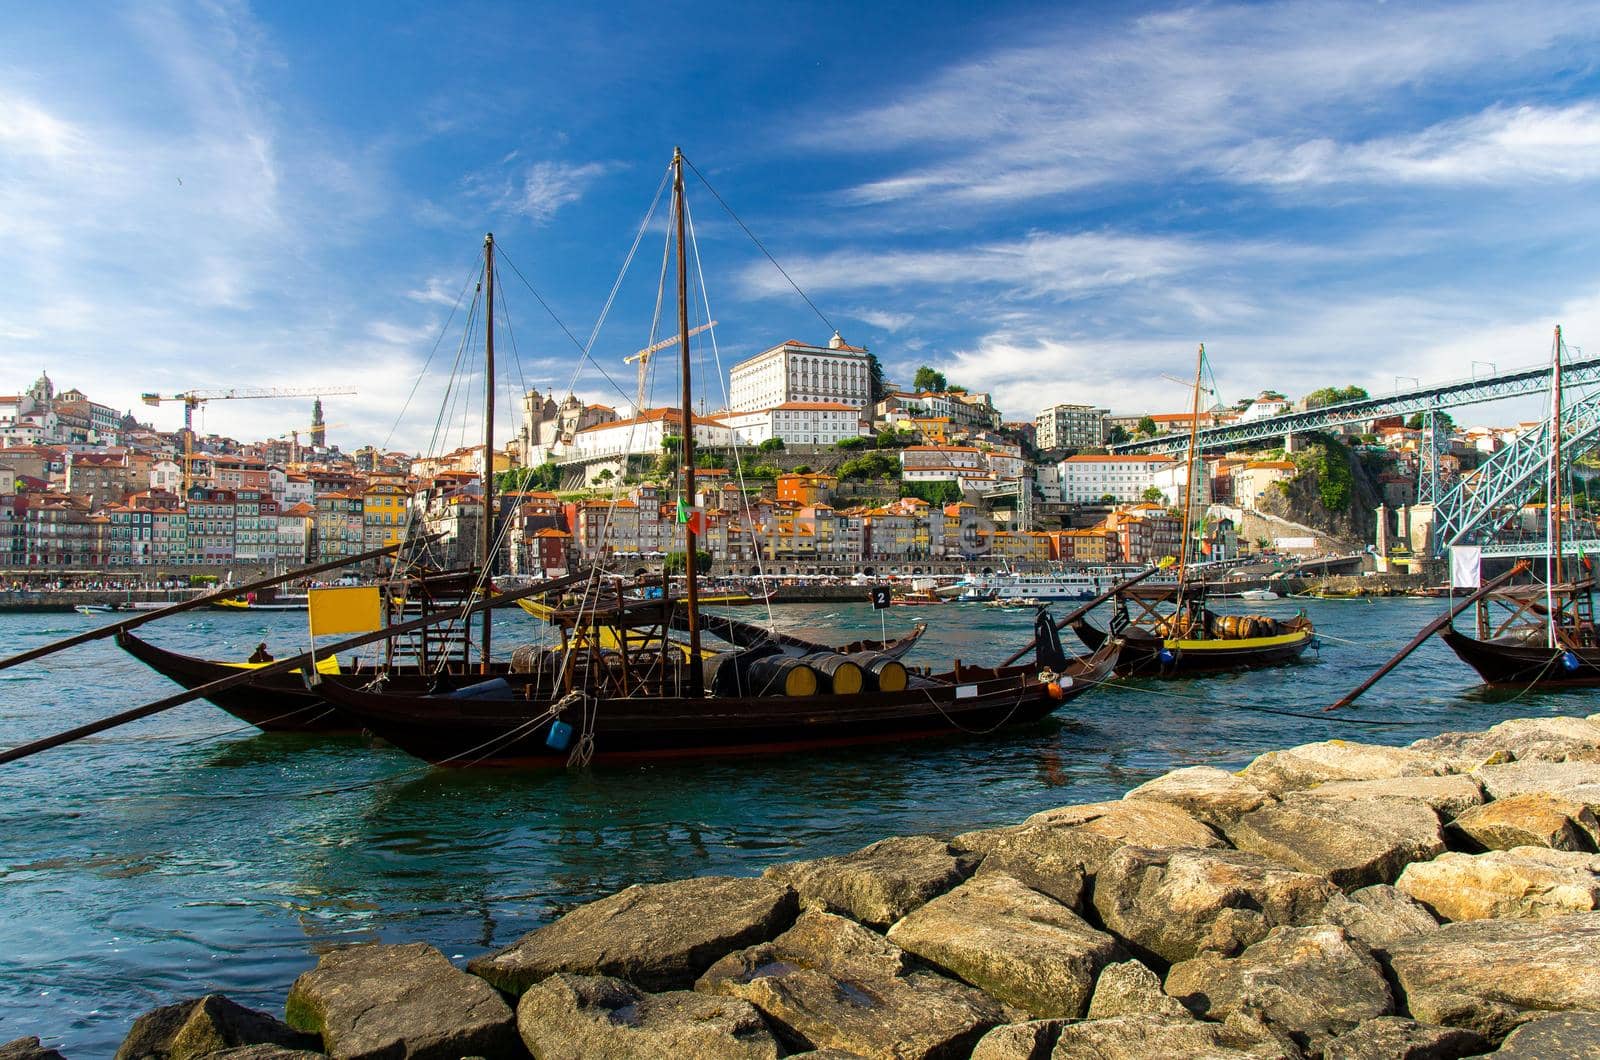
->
0, 597, 1588, 1053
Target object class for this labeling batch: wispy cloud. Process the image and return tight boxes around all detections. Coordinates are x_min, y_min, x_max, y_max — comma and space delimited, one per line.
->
466, 158, 615, 226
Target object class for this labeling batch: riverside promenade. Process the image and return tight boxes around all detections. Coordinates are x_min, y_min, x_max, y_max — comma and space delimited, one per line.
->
17, 714, 1600, 1059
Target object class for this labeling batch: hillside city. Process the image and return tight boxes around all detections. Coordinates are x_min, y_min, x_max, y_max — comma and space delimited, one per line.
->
0, 334, 1563, 583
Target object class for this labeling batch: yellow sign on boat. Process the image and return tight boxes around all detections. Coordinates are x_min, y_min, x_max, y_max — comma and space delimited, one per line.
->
308, 586, 383, 637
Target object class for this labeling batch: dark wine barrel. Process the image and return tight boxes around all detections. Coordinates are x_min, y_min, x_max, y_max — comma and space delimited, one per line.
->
801, 653, 864, 695
847, 651, 908, 692
747, 655, 818, 697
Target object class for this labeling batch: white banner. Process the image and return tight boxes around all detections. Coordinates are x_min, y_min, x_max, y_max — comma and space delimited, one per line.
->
1450, 545, 1482, 589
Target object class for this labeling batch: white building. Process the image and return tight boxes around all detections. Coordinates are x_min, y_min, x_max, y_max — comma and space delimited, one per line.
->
728, 334, 872, 415
1146, 460, 1213, 508
720, 402, 862, 446
1057, 454, 1179, 504
569, 408, 733, 459
1036, 403, 1108, 449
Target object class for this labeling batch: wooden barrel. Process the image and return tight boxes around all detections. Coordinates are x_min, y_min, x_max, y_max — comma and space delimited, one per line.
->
802, 653, 865, 695
847, 651, 908, 692
747, 656, 819, 697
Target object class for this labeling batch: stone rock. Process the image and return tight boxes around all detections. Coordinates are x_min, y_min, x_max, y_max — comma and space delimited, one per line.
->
695, 909, 1002, 1060
1385, 912, 1600, 1041
762, 836, 974, 928
1049, 1015, 1281, 1059
1304, 775, 1485, 819
514, 972, 780, 1060
285, 942, 517, 1059
1396, 847, 1600, 921
1224, 794, 1445, 890
1020, 799, 1223, 851
469, 874, 797, 994
1473, 759, 1600, 800
1121, 766, 1277, 828
0, 1040, 67, 1060
1164, 926, 1393, 1048
1085, 960, 1189, 1020
1322, 1016, 1488, 1059
1092, 846, 1340, 964
784, 1052, 871, 1059
1449, 792, 1600, 852
968, 1020, 1067, 1060
1316, 885, 1440, 956
197, 1050, 325, 1060
886, 873, 1121, 1018
1413, 716, 1600, 771
1492, 1011, 1600, 1056
970, 825, 1092, 909
1239, 740, 1448, 796
115, 995, 317, 1060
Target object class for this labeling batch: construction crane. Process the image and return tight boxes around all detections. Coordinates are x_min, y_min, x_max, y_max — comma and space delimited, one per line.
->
140, 385, 357, 492
623, 321, 715, 413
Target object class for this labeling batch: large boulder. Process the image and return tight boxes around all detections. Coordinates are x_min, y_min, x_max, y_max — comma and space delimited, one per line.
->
762, 836, 975, 928
1384, 912, 1600, 1041
1396, 847, 1600, 921
1224, 794, 1445, 890
1164, 926, 1393, 1049
1302, 775, 1485, 819
115, 995, 317, 1060
1448, 792, 1600, 852
1092, 846, 1339, 964
1472, 760, 1600, 800
0, 1040, 67, 1060
969, 826, 1091, 909
514, 972, 781, 1060
1048, 1015, 1281, 1059
1084, 960, 1189, 1020
469, 875, 797, 994
1316, 885, 1440, 956
968, 1020, 1067, 1060
285, 942, 519, 1059
696, 909, 1002, 1059
195, 1050, 324, 1060
1492, 1011, 1600, 1056
1239, 740, 1448, 796
1412, 717, 1600, 771
1121, 767, 1277, 828
1321, 1016, 1488, 1059
886, 873, 1121, 1018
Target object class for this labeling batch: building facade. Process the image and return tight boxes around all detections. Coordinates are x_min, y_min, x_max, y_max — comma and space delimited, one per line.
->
1035, 403, 1108, 450
728, 334, 871, 415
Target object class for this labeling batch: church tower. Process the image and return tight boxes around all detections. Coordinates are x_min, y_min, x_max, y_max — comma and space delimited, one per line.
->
310, 397, 326, 447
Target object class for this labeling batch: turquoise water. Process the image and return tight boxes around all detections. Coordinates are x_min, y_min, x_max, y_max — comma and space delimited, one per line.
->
0, 598, 1587, 1054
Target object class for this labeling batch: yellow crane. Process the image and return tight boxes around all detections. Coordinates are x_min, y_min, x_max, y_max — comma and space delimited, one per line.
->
623, 321, 715, 413
140, 385, 357, 492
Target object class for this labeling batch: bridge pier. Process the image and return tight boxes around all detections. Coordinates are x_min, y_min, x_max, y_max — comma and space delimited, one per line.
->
1284, 432, 1301, 453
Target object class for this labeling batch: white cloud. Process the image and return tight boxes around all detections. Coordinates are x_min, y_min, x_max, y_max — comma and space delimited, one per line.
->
853, 309, 915, 332
477, 160, 612, 226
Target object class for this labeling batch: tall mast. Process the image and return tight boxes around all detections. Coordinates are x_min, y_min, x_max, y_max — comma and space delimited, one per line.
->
1549, 323, 1564, 647
1174, 343, 1206, 611
674, 148, 703, 693
481, 232, 496, 669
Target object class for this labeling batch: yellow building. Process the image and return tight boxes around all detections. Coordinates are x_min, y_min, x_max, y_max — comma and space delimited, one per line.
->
363, 481, 411, 548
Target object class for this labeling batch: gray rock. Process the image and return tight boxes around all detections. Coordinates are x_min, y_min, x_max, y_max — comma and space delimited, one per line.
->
115, 995, 317, 1060
1091, 845, 1340, 963
1049, 1015, 1281, 1059
1224, 793, 1446, 890
1492, 1011, 1600, 1055
1164, 925, 1393, 1049
0, 1040, 67, 1060
514, 972, 780, 1059
960, 801, 1223, 886
1121, 766, 1277, 828
1396, 847, 1600, 921
1473, 759, 1600, 800
762, 836, 975, 928
1303, 775, 1485, 819
1317, 885, 1439, 956
1322, 1016, 1488, 1059
695, 909, 1002, 1060
285, 942, 518, 1059
1239, 740, 1448, 796
969, 1020, 1068, 1060
886, 873, 1121, 1018
469, 874, 797, 994
197, 1050, 325, 1060
1385, 912, 1600, 1041
1085, 961, 1189, 1020
1449, 792, 1600, 852
1413, 716, 1600, 771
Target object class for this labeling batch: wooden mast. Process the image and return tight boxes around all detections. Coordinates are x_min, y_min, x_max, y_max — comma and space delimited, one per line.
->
674, 148, 703, 693
482, 232, 497, 670
1174, 343, 1206, 623
1549, 323, 1564, 647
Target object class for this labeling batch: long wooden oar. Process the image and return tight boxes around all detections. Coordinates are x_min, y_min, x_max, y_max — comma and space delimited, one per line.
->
1325, 559, 1530, 711
0, 537, 438, 674
999, 566, 1158, 667
0, 567, 596, 767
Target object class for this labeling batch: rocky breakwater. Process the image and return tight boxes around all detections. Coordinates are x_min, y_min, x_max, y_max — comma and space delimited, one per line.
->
26, 715, 1600, 1059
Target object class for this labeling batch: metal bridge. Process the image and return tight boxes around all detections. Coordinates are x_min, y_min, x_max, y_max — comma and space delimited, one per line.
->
1112, 353, 1600, 456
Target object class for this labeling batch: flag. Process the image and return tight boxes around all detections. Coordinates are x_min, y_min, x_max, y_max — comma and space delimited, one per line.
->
675, 496, 689, 523
1450, 545, 1481, 589
308, 585, 383, 638
1582, 544, 1593, 573
685, 508, 708, 536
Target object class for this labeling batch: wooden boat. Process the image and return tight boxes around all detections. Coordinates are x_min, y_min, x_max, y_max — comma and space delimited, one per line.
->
1440, 579, 1600, 687
892, 589, 947, 606
1071, 586, 1315, 677
212, 593, 310, 611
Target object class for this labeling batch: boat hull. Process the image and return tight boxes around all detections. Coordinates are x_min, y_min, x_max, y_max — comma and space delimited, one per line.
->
1073, 619, 1314, 677
1440, 628, 1600, 687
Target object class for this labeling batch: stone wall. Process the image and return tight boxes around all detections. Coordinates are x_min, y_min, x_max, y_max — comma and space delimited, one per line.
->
27, 713, 1600, 1058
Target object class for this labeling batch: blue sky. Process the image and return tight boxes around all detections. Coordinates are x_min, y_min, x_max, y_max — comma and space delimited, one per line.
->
2, 0, 1599, 451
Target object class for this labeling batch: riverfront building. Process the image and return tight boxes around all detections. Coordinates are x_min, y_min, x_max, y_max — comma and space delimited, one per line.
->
728, 334, 872, 415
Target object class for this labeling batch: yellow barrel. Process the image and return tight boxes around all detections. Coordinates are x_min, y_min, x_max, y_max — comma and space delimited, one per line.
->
848, 652, 909, 692
803, 653, 865, 695
747, 656, 818, 697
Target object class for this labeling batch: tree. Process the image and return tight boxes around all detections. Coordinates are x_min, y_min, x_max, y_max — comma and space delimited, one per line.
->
913, 366, 948, 393
498, 462, 561, 492
661, 434, 683, 451
901, 480, 961, 505
1141, 485, 1165, 503
1406, 411, 1455, 431
1303, 385, 1370, 409
1137, 415, 1157, 438
835, 436, 871, 451
595, 468, 614, 484
664, 549, 714, 575
793, 464, 813, 474
867, 351, 888, 406
1099, 493, 1116, 505
1106, 424, 1130, 445
757, 437, 785, 452
839, 452, 902, 481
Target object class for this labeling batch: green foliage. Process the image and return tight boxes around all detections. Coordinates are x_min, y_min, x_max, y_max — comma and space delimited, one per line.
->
1137, 415, 1157, 437
867, 352, 887, 406
695, 452, 725, 469
498, 462, 561, 492
757, 437, 785, 452
1303, 385, 1370, 409
595, 468, 614, 483
913, 366, 948, 393
661, 434, 683, 451
1141, 485, 1165, 503
1106, 424, 1130, 445
835, 436, 871, 451
839, 451, 902, 481
654, 452, 676, 479
735, 460, 780, 479
875, 428, 916, 449
663, 549, 714, 575
1291, 434, 1355, 512
1099, 494, 1116, 505
793, 464, 813, 475
900, 480, 961, 506
1406, 411, 1455, 431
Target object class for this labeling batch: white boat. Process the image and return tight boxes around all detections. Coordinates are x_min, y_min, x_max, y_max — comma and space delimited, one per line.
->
74, 604, 113, 615
1240, 589, 1281, 602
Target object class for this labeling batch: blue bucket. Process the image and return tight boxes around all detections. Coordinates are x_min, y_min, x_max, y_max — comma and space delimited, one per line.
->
546, 719, 574, 751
